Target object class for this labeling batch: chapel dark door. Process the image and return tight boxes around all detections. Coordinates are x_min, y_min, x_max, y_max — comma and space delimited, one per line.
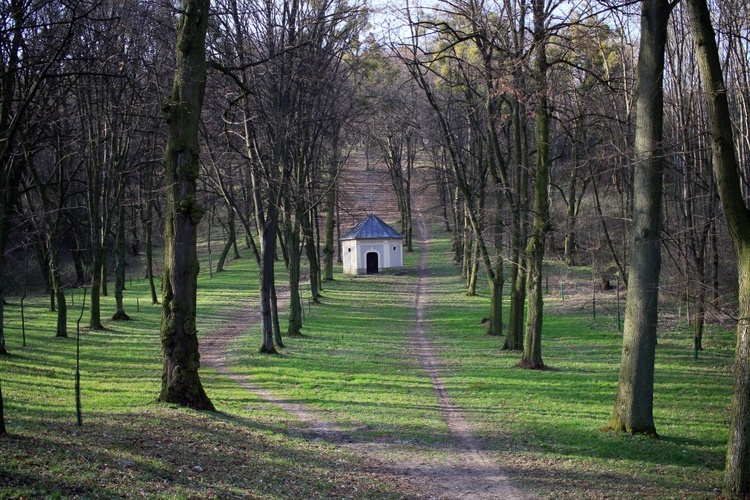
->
366, 252, 379, 274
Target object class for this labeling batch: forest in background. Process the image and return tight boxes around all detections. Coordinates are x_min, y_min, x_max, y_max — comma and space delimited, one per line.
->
2, 0, 750, 496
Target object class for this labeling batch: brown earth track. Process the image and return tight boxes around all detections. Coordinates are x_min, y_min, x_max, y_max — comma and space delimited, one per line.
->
199, 166, 529, 498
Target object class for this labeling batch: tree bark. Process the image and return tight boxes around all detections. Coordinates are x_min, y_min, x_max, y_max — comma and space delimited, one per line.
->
323, 154, 339, 282
258, 211, 279, 354
304, 209, 320, 303
521, 0, 551, 369
685, 0, 750, 494
504, 100, 528, 351
285, 217, 303, 336
610, 0, 670, 437
157, 0, 214, 411
50, 237, 68, 337
112, 191, 129, 321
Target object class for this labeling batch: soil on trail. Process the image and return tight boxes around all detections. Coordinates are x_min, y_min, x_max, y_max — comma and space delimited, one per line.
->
200, 182, 527, 498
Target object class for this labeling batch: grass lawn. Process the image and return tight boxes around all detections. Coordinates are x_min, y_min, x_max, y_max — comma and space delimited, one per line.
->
421, 228, 732, 498
0, 219, 736, 498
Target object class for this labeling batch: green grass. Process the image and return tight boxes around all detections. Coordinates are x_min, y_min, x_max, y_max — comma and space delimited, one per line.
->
419, 228, 732, 498
0, 221, 737, 498
0, 252, 415, 498
227, 248, 451, 448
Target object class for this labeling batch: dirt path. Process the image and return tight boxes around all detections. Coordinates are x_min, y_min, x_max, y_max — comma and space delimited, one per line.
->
398, 214, 526, 499
200, 217, 527, 499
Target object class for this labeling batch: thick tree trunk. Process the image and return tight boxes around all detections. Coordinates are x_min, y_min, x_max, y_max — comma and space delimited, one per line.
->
157, 0, 214, 411
521, 0, 550, 369
684, 0, 750, 494
610, 0, 670, 437
725, 254, 750, 497
258, 214, 279, 354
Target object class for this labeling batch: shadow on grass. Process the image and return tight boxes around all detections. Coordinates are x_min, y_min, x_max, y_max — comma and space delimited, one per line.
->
1, 407, 413, 499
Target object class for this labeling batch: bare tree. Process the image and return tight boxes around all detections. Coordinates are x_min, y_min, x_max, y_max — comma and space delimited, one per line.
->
157, 0, 215, 410
684, 0, 750, 494
609, 0, 674, 438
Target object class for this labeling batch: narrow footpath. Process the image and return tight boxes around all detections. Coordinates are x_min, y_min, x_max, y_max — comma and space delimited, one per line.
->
200, 213, 527, 499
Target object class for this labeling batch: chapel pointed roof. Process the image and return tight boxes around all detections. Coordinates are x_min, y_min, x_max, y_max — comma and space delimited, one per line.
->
340, 213, 404, 241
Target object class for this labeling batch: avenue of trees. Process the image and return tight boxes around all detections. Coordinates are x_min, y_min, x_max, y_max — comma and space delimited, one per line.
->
2, 0, 750, 495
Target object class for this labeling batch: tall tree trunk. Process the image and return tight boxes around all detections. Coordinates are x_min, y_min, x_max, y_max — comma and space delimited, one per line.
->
504, 100, 528, 351
685, 0, 750, 494
50, 236, 67, 337
286, 219, 303, 336
521, 0, 551, 369
323, 182, 336, 281
258, 211, 279, 354
157, 0, 214, 411
304, 210, 320, 303
610, 0, 670, 437
112, 194, 129, 321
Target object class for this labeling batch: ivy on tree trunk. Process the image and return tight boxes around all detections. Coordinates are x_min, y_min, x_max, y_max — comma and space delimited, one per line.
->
157, 0, 214, 411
